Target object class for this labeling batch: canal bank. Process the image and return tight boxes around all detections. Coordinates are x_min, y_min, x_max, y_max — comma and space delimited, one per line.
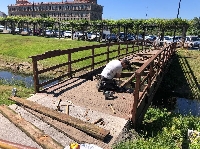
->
0, 49, 200, 148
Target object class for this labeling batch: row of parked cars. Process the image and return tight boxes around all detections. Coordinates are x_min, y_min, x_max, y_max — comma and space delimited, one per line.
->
145, 35, 200, 49
1, 25, 199, 47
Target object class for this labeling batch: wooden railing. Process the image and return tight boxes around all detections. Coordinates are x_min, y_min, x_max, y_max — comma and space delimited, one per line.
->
30, 40, 177, 124
131, 43, 176, 124
30, 40, 147, 93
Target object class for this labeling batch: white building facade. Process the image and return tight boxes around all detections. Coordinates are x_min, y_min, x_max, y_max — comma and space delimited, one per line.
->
8, 0, 103, 21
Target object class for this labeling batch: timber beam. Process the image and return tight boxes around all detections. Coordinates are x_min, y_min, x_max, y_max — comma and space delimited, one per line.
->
0, 105, 64, 149
9, 96, 110, 140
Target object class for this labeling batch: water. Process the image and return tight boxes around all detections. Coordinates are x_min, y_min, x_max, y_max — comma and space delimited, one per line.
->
0, 70, 34, 88
174, 98, 200, 116
0, 70, 57, 88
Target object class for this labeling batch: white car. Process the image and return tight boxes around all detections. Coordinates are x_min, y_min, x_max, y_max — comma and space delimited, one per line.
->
90, 33, 100, 41
163, 36, 173, 44
0, 25, 4, 32
64, 31, 72, 38
185, 36, 200, 48
0, 25, 11, 33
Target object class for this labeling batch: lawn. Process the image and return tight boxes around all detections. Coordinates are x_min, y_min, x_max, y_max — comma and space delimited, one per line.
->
0, 34, 200, 148
0, 34, 99, 63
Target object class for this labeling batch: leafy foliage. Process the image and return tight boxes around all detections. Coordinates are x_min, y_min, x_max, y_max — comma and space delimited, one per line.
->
114, 107, 200, 149
0, 17, 194, 36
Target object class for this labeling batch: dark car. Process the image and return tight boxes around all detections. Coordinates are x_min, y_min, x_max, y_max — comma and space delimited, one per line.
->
105, 34, 118, 42
119, 34, 135, 41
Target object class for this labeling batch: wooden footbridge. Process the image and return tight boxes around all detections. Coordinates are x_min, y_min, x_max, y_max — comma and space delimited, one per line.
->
0, 40, 176, 148
29, 40, 176, 124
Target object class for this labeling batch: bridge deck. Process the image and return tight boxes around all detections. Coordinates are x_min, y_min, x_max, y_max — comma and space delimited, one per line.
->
41, 78, 134, 119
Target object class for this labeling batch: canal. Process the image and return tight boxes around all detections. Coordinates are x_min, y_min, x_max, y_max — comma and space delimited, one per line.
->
0, 70, 200, 116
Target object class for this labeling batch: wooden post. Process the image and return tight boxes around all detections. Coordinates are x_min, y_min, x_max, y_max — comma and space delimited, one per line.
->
118, 44, 120, 58
68, 53, 72, 78
32, 57, 39, 93
0, 105, 64, 149
132, 72, 141, 124
147, 62, 154, 100
107, 44, 110, 63
126, 42, 128, 55
91, 47, 94, 70
132, 41, 135, 53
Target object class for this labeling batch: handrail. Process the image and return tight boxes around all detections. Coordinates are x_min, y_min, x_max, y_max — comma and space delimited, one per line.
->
132, 43, 176, 123
30, 40, 144, 93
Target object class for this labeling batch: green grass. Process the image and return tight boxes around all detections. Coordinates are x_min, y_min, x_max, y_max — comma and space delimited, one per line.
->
0, 34, 99, 63
0, 79, 34, 105
0, 34, 200, 148
114, 107, 200, 149
0, 34, 129, 73
158, 49, 200, 99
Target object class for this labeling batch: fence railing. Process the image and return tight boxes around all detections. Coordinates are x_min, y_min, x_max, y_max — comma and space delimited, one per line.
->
131, 43, 176, 124
30, 40, 148, 93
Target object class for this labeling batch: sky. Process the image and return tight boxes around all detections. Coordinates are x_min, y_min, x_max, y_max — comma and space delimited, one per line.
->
0, 0, 199, 20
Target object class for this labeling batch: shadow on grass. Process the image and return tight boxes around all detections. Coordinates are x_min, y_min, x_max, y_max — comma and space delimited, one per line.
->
153, 51, 200, 109
134, 51, 200, 148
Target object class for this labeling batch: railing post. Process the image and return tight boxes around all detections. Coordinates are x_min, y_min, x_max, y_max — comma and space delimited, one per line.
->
126, 42, 128, 55
118, 44, 120, 59
132, 72, 141, 124
107, 44, 110, 63
32, 57, 39, 93
147, 62, 154, 99
132, 41, 135, 53
68, 53, 72, 78
91, 47, 94, 70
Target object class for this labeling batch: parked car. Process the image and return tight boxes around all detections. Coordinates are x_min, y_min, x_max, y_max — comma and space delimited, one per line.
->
119, 34, 135, 41
45, 30, 54, 37
105, 34, 118, 42
64, 31, 72, 38
0, 25, 11, 33
89, 33, 100, 41
0, 25, 4, 32
186, 36, 200, 48
192, 40, 200, 49
101, 30, 111, 42
55, 30, 64, 38
145, 35, 157, 41
163, 36, 173, 44
73, 31, 83, 39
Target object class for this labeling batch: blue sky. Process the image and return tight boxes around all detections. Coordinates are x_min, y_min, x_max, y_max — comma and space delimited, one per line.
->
0, 0, 199, 20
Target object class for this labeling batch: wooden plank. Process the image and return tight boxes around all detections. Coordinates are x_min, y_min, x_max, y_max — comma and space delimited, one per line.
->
0, 139, 37, 149
0, 105, 64, 149
25, 108, 111, 149
120, 73, 135, 87
9, 97, 110, 140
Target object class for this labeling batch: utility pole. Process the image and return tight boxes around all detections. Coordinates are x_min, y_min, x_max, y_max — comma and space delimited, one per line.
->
173, 0, 182, 42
